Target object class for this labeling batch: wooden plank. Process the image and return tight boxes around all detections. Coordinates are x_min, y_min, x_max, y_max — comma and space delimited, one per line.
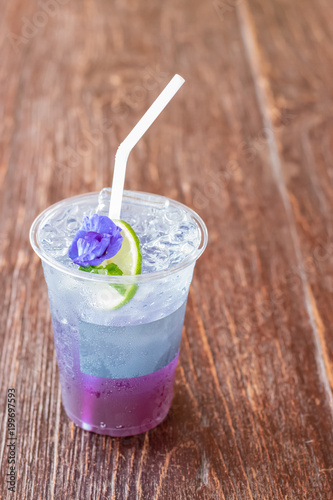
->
237, 0, 333, 492
0, 0, 332, 498
242, 0, 333, 380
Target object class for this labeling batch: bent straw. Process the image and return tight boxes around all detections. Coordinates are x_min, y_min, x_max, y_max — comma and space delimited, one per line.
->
109, 74, 185, 220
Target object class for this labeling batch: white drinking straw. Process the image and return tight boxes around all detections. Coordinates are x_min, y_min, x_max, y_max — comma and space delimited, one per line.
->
109, 74, 185, 220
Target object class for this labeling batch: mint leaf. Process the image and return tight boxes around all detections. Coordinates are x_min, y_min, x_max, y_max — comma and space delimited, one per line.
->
79, 265, 94, 272
79, 262, 127, 297
105, 263, 123, 276
79, 263, 123, 276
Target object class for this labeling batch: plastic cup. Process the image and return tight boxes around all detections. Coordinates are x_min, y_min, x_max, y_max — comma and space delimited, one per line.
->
30, 190, 208, 436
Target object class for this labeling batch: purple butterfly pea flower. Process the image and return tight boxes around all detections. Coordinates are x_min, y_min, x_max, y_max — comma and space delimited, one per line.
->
68, 214, 123, 267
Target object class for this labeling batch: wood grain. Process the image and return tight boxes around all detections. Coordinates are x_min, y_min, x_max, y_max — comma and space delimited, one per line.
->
0, 0, 332, 498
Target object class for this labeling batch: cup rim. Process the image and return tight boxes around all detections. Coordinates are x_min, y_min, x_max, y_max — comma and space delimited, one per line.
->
29, 190, 208, 284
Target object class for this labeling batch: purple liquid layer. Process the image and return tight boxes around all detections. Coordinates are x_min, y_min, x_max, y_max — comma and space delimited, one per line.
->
60, 354, 179, 437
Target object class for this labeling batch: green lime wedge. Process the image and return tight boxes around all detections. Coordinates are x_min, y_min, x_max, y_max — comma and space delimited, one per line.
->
93, 220, 142, 310
103, 220, 142, 275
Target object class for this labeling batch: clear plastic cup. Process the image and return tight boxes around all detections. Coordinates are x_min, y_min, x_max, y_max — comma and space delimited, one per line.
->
30, 191, 208, 436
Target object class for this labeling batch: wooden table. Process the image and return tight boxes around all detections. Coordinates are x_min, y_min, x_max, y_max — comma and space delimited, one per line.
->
1, 0, 333, 498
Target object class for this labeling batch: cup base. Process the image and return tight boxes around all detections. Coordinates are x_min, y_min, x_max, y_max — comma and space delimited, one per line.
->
58, 353, 179, 437
63, 403, 171, 437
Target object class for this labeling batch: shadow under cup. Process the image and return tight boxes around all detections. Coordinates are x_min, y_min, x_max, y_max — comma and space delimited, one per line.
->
30, 191, 208, 436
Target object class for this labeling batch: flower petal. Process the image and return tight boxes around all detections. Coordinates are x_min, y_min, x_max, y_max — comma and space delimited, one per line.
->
68, 214, 124, 267
84, 214, 117, 234
104, 235, 123, 259
68, 230, 86, 260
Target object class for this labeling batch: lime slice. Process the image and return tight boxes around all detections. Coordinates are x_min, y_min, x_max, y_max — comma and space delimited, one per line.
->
103, 220, 142, 275
94, 220, 142, 310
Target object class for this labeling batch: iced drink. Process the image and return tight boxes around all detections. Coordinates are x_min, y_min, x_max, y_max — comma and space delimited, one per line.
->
30, 189, 207, 436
